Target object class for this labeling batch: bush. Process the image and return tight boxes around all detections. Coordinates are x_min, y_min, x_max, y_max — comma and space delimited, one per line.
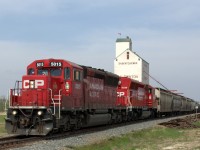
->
0, 96, 8, 112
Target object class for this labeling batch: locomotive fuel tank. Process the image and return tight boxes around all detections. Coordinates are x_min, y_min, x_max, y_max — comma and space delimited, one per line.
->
85, 114, 111, 127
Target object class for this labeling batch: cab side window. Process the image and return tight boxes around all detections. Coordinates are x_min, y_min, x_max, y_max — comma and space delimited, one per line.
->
28, 68, 35, 75
64, 67, 70, 80
148, 88, 152, 94
73, 69, 82, 81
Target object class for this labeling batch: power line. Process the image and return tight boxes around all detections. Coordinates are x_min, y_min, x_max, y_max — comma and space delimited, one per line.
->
143, 71, 169, 90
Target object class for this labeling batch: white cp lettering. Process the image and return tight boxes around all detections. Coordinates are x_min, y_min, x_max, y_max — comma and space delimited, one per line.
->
117, 92, 125, 97
23, 80, 44, 89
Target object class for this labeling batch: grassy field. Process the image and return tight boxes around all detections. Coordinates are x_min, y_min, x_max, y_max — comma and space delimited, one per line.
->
0, 115, 6, 134
0, 115, 5, 123
72, 124, 200, 150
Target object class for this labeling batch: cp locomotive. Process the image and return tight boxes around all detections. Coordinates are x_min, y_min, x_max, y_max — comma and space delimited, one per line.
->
5, 58, 197, 135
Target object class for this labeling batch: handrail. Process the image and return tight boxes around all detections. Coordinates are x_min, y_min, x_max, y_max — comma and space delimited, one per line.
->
8, 89, 11, 107
9, 87, 62, 119
48, 88, 55, 115
58, 89, 62, 119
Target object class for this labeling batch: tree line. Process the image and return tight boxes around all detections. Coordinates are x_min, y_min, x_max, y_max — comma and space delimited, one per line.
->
0, 96, 8, 112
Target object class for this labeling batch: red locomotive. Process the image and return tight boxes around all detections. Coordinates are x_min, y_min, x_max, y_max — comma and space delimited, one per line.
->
116, 77, 157, 120
5, 58, 197, 136
6, 58, 119, 135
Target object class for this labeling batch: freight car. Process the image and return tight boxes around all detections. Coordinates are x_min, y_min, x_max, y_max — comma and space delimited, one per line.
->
155, 88, 197, 116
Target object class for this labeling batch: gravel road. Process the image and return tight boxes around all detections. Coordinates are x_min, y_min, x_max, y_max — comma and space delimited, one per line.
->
11, 115, 191, 150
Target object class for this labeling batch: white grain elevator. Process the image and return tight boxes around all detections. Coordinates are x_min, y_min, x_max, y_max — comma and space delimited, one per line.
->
114, 36, 149, 84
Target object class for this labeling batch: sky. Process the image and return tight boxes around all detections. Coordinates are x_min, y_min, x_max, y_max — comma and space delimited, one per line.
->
0, 0, 200, 101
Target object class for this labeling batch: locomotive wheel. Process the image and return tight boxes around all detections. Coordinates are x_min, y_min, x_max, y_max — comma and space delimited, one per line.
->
75, 118, 82, 130
64, 122, 70, 131
127, 112, 133, 122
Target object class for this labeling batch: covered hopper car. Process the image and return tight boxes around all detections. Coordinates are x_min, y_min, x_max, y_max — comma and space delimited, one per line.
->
155, 88, 197, 116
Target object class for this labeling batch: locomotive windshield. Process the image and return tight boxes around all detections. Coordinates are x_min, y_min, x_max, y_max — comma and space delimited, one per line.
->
38, 69, 48, 75
50, 68, 62, 76
38, 68, 62, 76
28, 68, 35, 75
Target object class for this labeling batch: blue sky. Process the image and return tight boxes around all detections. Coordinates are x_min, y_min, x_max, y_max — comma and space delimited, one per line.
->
0, 0, 200, 101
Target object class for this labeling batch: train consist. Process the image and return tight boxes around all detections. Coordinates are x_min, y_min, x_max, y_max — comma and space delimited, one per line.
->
5, 58, 198, 135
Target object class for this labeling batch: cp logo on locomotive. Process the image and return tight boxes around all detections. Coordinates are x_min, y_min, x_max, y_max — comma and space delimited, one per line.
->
23, 80, 44, 89
117, 92, 125, 97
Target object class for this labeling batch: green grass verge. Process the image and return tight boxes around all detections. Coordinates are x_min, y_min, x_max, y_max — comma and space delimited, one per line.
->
193, 121, 200, 127
0, 124, 6, 134
0, 115, 6, 134
0, 115, 5, 124
73, 127, 183, 150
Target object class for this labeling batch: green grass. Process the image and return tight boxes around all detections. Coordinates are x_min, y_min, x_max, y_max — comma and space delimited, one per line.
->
0, 124, 6, 134
73, 127, 183, 150
193, 121, 200, 127
0, 115, 6, 134
0, 115, 5, 124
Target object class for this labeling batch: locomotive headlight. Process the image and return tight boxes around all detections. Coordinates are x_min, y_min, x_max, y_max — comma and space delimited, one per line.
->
65, 82, 70, 90
37, 111, 43, 116
12, 110, 17, 116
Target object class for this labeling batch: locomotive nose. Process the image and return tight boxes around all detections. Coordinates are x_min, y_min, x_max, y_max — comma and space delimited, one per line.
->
19, 75, 50, 107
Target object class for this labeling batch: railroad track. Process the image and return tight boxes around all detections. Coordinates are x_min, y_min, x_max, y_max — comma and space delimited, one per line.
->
0, 135, 42, 150
0, 121, 144, 149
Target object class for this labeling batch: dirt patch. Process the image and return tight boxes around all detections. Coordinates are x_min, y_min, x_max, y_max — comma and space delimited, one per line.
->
159, 114, 200, 129
158, 129, 200, 150
158, 114, 200, 150
162, 141, 200, 150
